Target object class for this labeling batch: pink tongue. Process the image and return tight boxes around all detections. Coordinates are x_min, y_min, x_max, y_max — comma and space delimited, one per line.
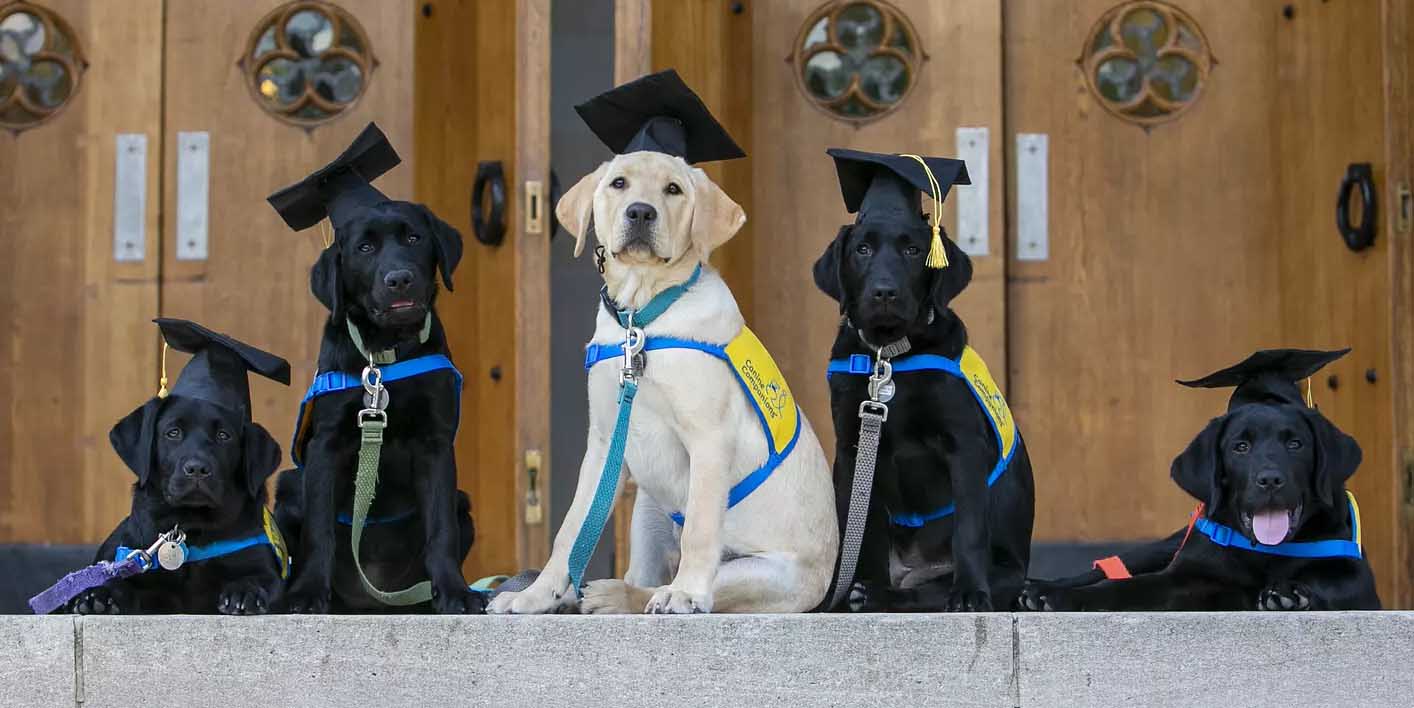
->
1253, 509, 1290, 545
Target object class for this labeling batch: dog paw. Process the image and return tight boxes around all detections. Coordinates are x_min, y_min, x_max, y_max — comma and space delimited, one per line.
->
1016, 583, 1055, 612
70, 588, 121, 615
945, 589, 993, 612
845, 581, 887, 613
581, 579, 642, 615
218, 582, 271, 616
432, 584, 487, 615
284, 591, 330, 614
645, 586, 711, 614
1258, 583, 1313, 611
487, 580, 572, 615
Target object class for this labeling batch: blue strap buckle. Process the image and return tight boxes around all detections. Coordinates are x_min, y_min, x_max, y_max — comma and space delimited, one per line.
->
847, 354, 872, 375
1206, 521, 1233, 547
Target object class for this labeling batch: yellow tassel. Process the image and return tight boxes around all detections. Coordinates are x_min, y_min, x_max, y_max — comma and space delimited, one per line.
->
319, 218, 333, 249
157, 341, 170, 398
1304, 377, 1314, 408
899, 153, 948, 269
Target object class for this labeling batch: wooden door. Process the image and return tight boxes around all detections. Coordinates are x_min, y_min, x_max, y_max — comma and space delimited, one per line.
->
1007, 0, 1407, 603
656, 0, 1008, 453
415, 0, 552, 576
0, 0, 162, 543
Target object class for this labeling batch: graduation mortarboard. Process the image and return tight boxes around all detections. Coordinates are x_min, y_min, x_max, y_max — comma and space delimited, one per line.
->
827, 148, 971, 269
1177, 348, 1350, 410
266, 122, 400, 233
155, 318, 291, 419
574, 69, 745, 165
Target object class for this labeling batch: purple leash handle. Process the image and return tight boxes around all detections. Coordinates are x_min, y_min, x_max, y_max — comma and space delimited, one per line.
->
28, 556, 147, 615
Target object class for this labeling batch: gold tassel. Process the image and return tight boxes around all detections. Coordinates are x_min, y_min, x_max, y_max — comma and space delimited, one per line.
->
157, 341, 170, 398
899, 153, 948, 269
319, 218, 333, 249
1304, 377, 1314, 408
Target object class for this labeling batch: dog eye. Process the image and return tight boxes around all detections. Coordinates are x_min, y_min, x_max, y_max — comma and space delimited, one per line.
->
357, 241, 375, 254
1233, 441, 1251, 454
164, 427, 182, 440
406, 233, 421, 244
854, 243, 873, 256
665, 182, 682, 195
216, 430, 232, 442
1287, 439, 1303, 450
610, 177, 627, 189
904, 245, 922, 256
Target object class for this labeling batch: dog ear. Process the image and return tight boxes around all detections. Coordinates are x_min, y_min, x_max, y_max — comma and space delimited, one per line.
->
242, 422, 282, 500
688, 167, 746, 259
1170, 415, 1227, 512
812, 226, 850, 307
310, 245, 343, 320
1300, 408, 1362, 507
110, 398, 162, 486
557, 162, 608, 258
929, 232, 974, 311
414, 204, 464, 292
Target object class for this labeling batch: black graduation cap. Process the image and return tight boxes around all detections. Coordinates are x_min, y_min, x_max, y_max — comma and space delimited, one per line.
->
1177, 348, 1350, 410
574, 69, 745, 164
155, 318, 291, 419
266, 122, 400, 233
827, 148, 971, 268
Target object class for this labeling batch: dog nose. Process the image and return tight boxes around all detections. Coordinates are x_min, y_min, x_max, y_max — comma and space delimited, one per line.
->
871, 286, 898, 303
1256, 470, 1286, 490
182, 460, 210, 478
625, 202, 657, 224
384, 269, 415, 292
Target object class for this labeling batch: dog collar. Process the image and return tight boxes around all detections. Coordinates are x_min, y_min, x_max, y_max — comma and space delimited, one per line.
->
114, 508, 291, 579
600, 264, 702, 330
1192, 491, 1363, 560
346, 314, 433, 365
847, 309, 934, 359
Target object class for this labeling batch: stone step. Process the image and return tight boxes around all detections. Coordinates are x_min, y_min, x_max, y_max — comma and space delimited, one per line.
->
3, 613, 1410, 707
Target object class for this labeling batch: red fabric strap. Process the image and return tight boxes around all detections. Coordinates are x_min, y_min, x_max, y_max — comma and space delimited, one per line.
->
1093, 555, 1132, 580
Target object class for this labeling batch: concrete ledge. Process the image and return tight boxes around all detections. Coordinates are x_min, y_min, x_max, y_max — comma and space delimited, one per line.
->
1, 613, 1410, 707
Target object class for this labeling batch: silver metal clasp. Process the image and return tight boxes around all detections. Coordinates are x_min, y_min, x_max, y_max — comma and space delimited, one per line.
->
126, 525, 184, 570
361, 362, 389, 411
868, 356, 895, 403
621, 310, 646, 384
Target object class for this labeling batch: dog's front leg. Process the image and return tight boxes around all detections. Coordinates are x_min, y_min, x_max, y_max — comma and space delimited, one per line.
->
646, 432, 735, 614
488, 433, 617, 614
285, 427, 342, 613
415, 444, 482, 614
947, 455, 993, 611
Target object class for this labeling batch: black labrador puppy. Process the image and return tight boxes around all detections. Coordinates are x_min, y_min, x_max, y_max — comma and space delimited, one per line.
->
269, 124, 481, 614
813, 150, 1034, 611
72, 319, 291, 615
1021, 349, 1380, 611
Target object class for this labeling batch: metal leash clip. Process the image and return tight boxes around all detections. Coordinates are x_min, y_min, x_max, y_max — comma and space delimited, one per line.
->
125, 526, 186, 571
867, 356, 895, 403
621, 311, 646, 385
359, 362, 388, 428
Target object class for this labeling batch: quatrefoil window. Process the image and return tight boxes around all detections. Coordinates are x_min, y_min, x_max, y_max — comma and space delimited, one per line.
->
0, 2, 85, 133
240, 1, 375, 127
791, 0, 923, 124
1081, 1, 1214, 127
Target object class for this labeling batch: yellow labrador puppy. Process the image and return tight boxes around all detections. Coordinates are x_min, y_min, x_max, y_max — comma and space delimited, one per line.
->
488, 149, 838, 614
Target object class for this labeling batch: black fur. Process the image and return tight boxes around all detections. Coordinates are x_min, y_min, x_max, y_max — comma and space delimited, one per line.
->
1020, 402, 1380, 611
277, 201, 483, 614
814, 221, 1035, 612
70, 396, 284, 615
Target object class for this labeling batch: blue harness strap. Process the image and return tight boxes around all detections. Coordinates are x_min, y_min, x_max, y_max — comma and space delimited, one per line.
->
1193, 494, 1363, 560
585, 335, 802, 526
116, 526, 290, 579
291, 354, 463, 468
826, 347, 1018, 528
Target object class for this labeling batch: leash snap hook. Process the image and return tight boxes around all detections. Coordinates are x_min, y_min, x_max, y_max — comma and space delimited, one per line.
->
361, 364, 389, 412
621, 315, 646, 384
868, 357, 895, 403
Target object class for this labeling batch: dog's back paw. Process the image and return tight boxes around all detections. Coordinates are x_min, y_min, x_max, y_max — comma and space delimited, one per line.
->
581, 579, 653, 614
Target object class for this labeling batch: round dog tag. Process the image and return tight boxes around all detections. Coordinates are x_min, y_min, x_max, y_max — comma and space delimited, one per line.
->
157, 541, 186, 571
869, 378, 896, 403
363, 388, 389, 410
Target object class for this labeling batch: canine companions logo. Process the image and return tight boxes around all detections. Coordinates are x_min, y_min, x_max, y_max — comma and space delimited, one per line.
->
725, 327, 799, 455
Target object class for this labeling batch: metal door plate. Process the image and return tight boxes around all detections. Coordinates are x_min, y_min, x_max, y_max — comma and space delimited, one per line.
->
176, 132, 210, 261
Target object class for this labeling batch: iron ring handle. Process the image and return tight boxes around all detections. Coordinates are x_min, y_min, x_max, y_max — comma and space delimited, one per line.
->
1336, 162, 1376, 252
471, 160, 506, 247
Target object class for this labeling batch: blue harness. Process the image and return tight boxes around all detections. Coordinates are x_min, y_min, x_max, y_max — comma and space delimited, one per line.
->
291, 354, 463, 469
826, 349, 1018, 528
1192, 493, 1363, 560
584, 337, 802, 525
115, 508, 291, 579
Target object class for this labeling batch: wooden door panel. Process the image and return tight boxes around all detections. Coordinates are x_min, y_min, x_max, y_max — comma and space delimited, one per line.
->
750, 0, 1006, 454
0, 0, 162, 543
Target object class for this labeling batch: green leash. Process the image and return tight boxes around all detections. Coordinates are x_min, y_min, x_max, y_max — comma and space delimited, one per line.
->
347, 318, 435, 606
